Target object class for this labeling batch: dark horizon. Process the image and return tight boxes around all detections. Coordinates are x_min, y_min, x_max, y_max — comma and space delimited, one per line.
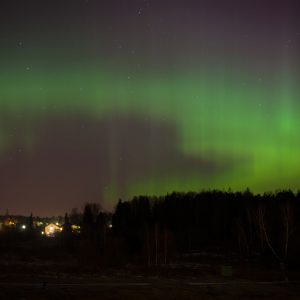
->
1, 187, 299, 217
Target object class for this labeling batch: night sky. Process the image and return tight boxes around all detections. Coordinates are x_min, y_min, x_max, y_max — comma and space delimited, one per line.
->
0, 0, 299, 216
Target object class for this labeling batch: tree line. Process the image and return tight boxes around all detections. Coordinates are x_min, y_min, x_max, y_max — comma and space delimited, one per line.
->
1, 189, 300, 269
110, 189, 300, 267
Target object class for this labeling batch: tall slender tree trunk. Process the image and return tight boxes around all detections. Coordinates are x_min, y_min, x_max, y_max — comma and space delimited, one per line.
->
155, 223, 158, 266
164, 228, 167, 265
146, 226, 151, 266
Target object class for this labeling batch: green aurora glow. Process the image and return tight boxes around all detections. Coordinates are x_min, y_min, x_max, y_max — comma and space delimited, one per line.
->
1, 62, 299, 199
1, 0, 299, 214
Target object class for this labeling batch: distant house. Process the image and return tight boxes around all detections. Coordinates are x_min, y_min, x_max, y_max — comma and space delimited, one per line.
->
44, 223, 62, 237
3, 217, 17, 228
71, 224, 81, 234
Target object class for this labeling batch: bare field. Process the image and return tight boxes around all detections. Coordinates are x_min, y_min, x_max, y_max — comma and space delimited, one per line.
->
1, 278, 300, 300
1, 257, 300, 300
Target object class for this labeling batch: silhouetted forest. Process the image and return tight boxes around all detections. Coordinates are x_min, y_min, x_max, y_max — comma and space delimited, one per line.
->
1, 189, 300, 272
110, 190, 300, 267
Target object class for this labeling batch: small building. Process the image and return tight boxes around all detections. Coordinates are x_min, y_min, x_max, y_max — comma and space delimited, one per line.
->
71, 224, 81, 234
3, 217, 17, 228
44, 223, 62, 237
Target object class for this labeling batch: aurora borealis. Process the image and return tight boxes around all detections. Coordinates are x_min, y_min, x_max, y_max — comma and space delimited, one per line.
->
0, 0, 300, 215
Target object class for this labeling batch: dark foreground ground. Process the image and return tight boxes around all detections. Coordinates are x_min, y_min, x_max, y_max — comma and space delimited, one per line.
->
1, 253, 300, 299
1, 278, 300, 300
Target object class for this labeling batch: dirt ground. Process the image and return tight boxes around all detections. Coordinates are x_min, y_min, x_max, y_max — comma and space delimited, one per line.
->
1, 278, 300, 300
1, 253, 300, 299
